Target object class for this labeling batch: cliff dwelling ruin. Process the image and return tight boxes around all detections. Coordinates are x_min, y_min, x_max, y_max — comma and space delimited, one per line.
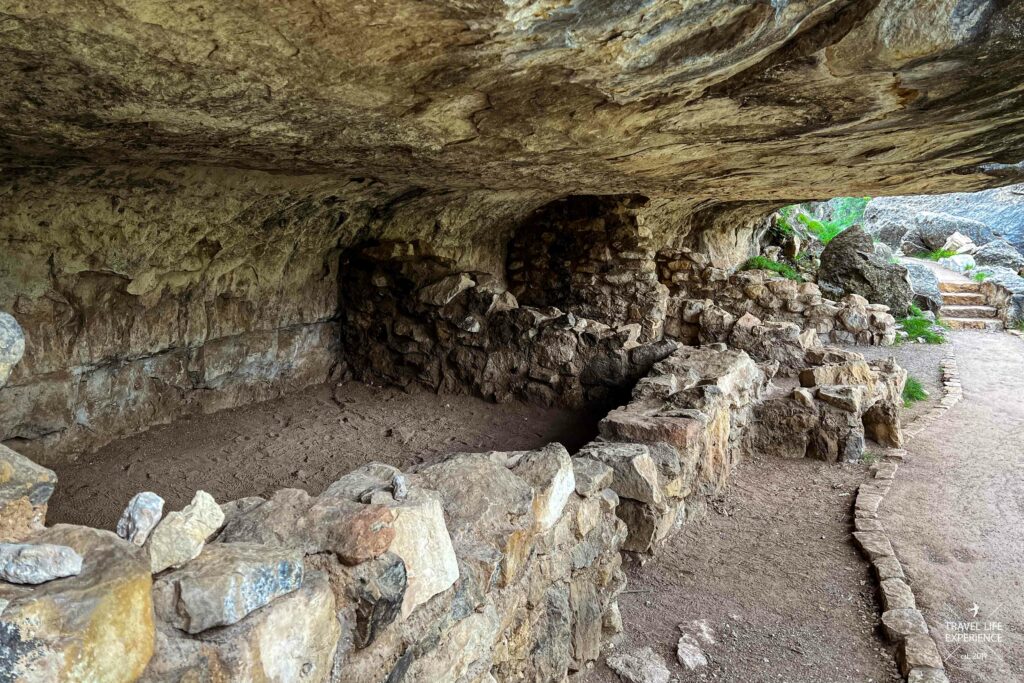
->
1, 1, 1023, 682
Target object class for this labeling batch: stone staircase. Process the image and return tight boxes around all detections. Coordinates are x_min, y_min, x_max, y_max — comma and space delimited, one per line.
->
939, 281, 1003, 331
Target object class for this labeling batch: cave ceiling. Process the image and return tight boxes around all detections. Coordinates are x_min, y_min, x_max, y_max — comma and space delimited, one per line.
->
1, 0, 1023, 203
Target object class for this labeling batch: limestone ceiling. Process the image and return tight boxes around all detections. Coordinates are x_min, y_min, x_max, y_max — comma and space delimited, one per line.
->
1, 0, 1024, 201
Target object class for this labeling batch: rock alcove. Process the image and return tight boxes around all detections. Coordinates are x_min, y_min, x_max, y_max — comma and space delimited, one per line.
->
1, 1, 1024, 680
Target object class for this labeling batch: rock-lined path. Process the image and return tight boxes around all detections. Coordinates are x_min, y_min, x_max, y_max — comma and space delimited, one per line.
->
881, 331, 1024, 682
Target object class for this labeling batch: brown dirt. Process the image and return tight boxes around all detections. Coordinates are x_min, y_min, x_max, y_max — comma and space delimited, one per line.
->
881, 331, 1024, 682
584, 453, 901, 683
47, 381, 608, 531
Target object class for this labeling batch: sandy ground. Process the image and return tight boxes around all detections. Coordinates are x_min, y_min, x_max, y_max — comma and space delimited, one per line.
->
881, 331, 1024, 682
48, 381, 608, 530
584, 453, 900, 683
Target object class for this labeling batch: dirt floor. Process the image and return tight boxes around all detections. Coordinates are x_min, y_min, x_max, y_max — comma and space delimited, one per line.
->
881, 331, 1024, 682
584, 453, 901, 683
48, 381, 609, 530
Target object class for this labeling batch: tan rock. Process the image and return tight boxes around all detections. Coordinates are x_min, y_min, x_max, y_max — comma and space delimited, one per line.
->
148, 490, 226, 573
512, 443, 576, 533
0, 525, 154, 681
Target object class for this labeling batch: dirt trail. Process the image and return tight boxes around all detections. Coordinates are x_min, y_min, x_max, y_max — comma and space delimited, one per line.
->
584, 454, 900, 683
47, 381, 607, 531
881, 331, 1024, 682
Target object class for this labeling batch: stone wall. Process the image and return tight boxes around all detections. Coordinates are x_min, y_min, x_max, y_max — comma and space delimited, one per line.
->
657, 249, 897, 346
0, 327, 909, 681
338, 241, 677, 408
507, 196, 669, 343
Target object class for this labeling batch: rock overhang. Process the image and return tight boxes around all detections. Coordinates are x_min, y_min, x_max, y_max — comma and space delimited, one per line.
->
0, 0, 1023, 200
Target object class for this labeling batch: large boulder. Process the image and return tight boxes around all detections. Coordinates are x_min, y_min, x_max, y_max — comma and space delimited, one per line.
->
818, 226, 914, 316
974, 238, 1024, 272
902, 261, 944, 314
865, 185, 1024, 254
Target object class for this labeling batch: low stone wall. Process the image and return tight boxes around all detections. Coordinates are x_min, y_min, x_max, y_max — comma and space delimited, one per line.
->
657, 249, 897, 345
0, 337, 910, 681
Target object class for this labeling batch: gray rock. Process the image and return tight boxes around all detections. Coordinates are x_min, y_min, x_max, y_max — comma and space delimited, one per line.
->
902, 261, 943, 313
606, 646, 670, 683
0, 313, 25, 389
865, 184, 1024, 253
676, 635, 709, 670
572, 457, 614, 497
881, 608, 930, 641
818, 226, 913, 316
153, 542, 303, 633
116, 491, 165, 546
973, 238, 1024, 271
0, 542, 82, 584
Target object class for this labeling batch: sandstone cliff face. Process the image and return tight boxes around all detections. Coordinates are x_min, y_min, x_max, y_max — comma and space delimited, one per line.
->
2, 1, 1024, 458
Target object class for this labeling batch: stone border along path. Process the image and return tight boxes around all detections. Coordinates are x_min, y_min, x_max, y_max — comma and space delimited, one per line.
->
852, 352, 962, 683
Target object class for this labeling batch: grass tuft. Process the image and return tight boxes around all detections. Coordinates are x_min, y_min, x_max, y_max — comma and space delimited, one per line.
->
918, 249, 958, 261
902, 375, 928, 407
897, 307, 947, 344
741, 256, 804, 282
972, 270, 990, 282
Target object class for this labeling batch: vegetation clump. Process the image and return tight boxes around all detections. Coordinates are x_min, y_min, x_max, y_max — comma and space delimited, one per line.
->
741, 256, 804, 282
775, 197, 870, 245
918, 248, 958, 261
902, 375, 928, 407
897, 305, 947, 344
972, 270, 991, 282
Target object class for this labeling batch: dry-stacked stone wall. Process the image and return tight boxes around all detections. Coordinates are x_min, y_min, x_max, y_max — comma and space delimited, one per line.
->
657, 249, 897, 346
507, 196, 669, 343
339, 241, 677, 408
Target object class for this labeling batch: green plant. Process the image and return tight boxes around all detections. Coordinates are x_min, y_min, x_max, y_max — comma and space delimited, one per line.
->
860, 451, 879, 466
918, 249, 957, 261
1013, 319, 1024, 332
973, 271, 990, 282
902, 375, 928, 407
897, 307, 947, 344
772, 197, 870, 245
741, 256, 804, 282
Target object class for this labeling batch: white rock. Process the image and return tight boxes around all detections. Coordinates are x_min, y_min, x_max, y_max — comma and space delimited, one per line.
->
147, 490, 225, 573
677, 635, 709, 670
418, 273, 474, 306
606, 646, 670, 683
0, 542, 82, 584
116, 491, 165, 546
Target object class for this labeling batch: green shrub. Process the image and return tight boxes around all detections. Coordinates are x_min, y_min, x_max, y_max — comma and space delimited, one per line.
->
918, 249, 957, 261
902, 375, 928, 407
772, 197, 870, 245
972, 271, 990, 282
741, 256, 803, 282
897, 308, 947, 344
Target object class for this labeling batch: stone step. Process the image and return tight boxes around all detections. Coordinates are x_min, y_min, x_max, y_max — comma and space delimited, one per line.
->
940, 304, 999, 319
939, 281, 983, 294
942, 317, 1003, 331
942, 292, 987, 306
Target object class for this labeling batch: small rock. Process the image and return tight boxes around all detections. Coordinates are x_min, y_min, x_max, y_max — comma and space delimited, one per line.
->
676, 635, 709, 670
148, 490, 226, 573
898, 634, 943, 675
606, 646, 670, 683
907, 667, 951, 683
116, 491, 165, 546
0, 542, 82, 584
881, 608, 929, 641
572, 457, 614, 497
880, 578, 916, 610
0, 312, 25, 388
391, 473, 408, 501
